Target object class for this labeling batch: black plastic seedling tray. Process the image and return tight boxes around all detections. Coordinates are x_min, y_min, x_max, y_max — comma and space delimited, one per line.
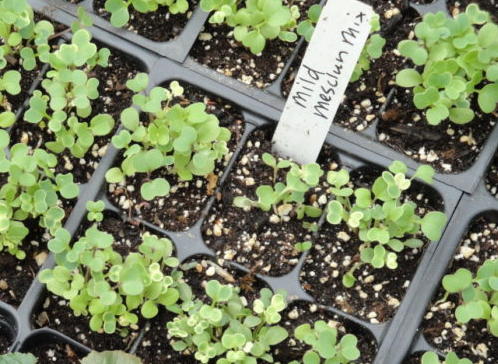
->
376, 180, 498, 363
4, 0, 496, 363
42, 0, 497, 195
41, 0, 208, 62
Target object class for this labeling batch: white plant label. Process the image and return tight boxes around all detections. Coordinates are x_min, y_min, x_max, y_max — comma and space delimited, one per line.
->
272, 0, 374, 164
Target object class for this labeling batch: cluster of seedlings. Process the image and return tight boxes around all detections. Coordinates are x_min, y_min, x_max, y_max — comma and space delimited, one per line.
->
1, 0, 498, 363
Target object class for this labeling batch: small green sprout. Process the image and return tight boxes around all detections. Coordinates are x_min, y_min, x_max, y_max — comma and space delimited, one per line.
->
421, 351, 473, 364
167, 280, 288, 364
39, 210, 183, 334
395, 4, 498, 125
200, 0, 300, 54
233, 152, 324, 221
104, 0, 189, 28
296, 4, 321, 42
351, 15, 386, 82
326, 161, 447, 287
23, 27, 114, 159
86, 200, 105, 222
441, 258, 498, 337
0, 130, 79, 259
294, 241, 312, 252
105, 73, 231, 201
289, 321, 361, 364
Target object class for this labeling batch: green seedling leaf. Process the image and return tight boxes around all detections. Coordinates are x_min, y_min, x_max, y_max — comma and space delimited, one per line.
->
421, 211, 447, 241
140, 178, 170, 201
81, 351, 143, 364
443, 268, 473, 293
0, 353, 37, 364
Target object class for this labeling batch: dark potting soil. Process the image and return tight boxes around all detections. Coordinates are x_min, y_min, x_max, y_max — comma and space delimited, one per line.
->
93, 0, 198, 42
135, 309, 198, 364
190, 0, 319, 89
300, 166, 444, 323
106, 84, 245, 232
282, 4, 417, 132
0, 221, 48, 307
181, 256, 270, 304
421, 216, 498, 363
378, 86, 496, 174
12, 44, 143, 184
31, 212, 167, 351
0, 331, 11, 354
26, 342, 84, 363
273, 302, 378, 364
136, 257, 268, 364
485, 151, 498, 198
402, 352, 424, 364
201, 127, 339, 277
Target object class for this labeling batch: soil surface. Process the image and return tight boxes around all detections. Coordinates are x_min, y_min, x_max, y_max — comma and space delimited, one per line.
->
0, 221, 49, 307
379, 85, 496, 174
0, 329, 11, 354
93, 0, 198, 42
274, 302, 378, 363
181, 256, 269, 304
191, 0, 319, 89
135, 309, 198, 364
282, 1, 411, 131
403, 352, 424, 364
11, 44, 143, 184
106, 84, 245, 232
300, 167, 444, 323
421, 217, 498, 363
136, 256, 267, 363
31, 212, 165, 351
486, 151, 498, 198
26, 342, 84, 363
202, 127, 339, 277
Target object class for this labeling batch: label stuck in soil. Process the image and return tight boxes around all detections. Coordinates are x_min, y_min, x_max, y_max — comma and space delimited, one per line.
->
272, 0, 374, 164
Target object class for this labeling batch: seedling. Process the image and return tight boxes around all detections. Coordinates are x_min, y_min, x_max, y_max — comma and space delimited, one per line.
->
105, 73, 231, 201
441, 258, 498, 337
0, 130, 79, 259
23, 28, 114, 159
104, 0, 189, 28
81, 351, 143, 364
421, 351, 473, 364
395, 4, 498, 125
0, 0, 54, 117
326, 161, 447, 287
200, 0, 300, 54
167, 280, 288, 363
289, 320, 360, 364
86, 200, 105, 222
351, 15, 386, 82
39, 211, 183, 334
296, 4, 321, 42
233, 152, 324, 221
